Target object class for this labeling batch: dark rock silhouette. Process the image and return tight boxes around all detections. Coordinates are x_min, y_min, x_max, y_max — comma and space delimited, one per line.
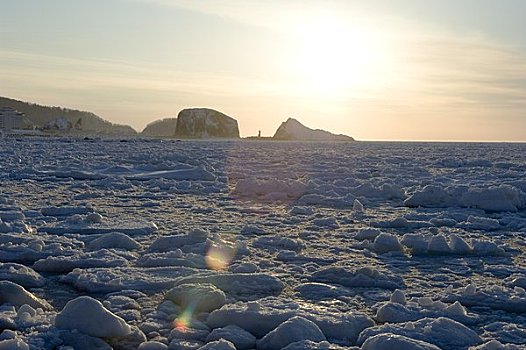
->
273, 118, 354, 141
175, 108, 239, 139
142, 117, 177, 137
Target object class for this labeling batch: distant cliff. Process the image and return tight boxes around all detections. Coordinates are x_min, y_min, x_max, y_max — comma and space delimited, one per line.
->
141, 117, 177, 137
175, 108, 239, 139
273, 118, 354, 141
0, 96, 137, 135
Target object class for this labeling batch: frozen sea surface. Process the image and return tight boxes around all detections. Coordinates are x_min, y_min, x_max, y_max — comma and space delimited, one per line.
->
1, 138, 526, 350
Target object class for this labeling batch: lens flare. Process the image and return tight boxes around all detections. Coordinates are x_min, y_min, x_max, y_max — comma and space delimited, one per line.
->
173, 308, 193, 331
205, 243, 236, 271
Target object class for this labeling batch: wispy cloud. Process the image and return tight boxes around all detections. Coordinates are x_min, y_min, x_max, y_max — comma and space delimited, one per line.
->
2, 0, 526, 139
0, 49, 291, 97
392, 36, 526, 108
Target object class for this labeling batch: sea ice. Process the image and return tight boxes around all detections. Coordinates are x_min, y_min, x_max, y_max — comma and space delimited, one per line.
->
361, 333, 441, 350
257, 316, 326, 350
164, 283, 226, 313
54, 296, 132, 338
205, 325, 256, 350
357, 317, 482, 349
311, 266, 404, 289
0, 281, 51, 310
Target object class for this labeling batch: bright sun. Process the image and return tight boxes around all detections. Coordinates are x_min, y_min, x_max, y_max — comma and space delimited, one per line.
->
288, 14, 394, 97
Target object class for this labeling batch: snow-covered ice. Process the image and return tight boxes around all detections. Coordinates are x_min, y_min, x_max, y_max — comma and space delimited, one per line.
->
54, 296, 132, 338
1, 138, 526, 349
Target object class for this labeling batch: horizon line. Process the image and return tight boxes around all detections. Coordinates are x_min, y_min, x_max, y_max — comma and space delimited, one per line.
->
3, 95, 526, 143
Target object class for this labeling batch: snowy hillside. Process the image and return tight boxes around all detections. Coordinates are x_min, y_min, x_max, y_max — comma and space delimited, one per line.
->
273, 118, 354, 141
0, 96, 137, 135
0, 139, 525, 349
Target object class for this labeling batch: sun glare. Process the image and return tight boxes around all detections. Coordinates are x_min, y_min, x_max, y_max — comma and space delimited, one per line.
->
288, 14, 395, 97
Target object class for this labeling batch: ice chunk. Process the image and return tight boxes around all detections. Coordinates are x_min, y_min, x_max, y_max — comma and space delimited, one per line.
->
0, 263, 45, 288
168, 325, 209, 342
358, 317, 482, 349
86, 212, 104, 223
282, 340, 353, 350
463, 284, 477, 296
353, 199, 364, 212
449, 234, 472, 254
164, 283, 226, 313
41, 206, 94, 216
294, 283, 347, 301
0, 281, 52, 310
205, 325, 256, 350
55, 296, 132, 338
445, 285, 526, 313
373, 233, 403, 254
427, 234, 451, 254
390, 289, 406, 305
197, 339, 236, 350
17, 304, 36, 318
446, 301, 467, 316
87, 232, 141, 250
355, 228, 381, 241
206, 298, 373, 342
254, 235, 304, 252
42, 219, 158, 236
62, 266, 199, 293
405, 185, 525, 212
375, 298, 475, 325
138, 341, 169, 350
149, 230, 208, 252
361, 333, 441, 350
482, 322, 526, 347
461, 185, 523, 212
33, 249, 128, 273
257, 316, 326, 350
376, 302, 415, 323
404, 185, 455, 208
463, 216, 501, 231
169, 338, 203, 350
229, 263, 259, 273
400, 233, 429, 254
469, 340, 521, 350
173, 273, 284, 297
311, 266, 404, 289
472, 241, 506, 256
58, 329, 112, 350
290, 206, 314, 216
0, 338, 30, 350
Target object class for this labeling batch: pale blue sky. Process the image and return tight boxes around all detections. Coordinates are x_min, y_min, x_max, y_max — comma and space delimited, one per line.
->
1, 0, 525, 140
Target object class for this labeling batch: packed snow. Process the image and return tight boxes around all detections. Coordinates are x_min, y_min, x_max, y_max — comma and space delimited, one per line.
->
0, 138, 526, 349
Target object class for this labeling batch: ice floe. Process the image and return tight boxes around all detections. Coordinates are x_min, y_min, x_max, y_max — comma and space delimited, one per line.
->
2, 139, 526, 349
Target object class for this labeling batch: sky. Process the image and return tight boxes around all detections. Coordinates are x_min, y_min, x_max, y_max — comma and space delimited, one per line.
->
1, 0, 526, 141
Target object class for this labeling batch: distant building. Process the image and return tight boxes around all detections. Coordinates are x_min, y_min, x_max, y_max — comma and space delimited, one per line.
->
0, 107, 25, 130
45, 117, 72, 130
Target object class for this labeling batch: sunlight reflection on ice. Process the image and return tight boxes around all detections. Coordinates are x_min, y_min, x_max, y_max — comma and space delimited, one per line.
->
205, 240, 237, 271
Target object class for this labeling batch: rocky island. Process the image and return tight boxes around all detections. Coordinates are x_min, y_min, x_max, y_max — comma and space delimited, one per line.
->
273, 117, 354, 141
174, 108, 240, 139
141, 117, 178, 138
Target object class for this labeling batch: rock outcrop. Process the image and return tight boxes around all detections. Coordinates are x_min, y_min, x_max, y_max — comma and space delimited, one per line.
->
174, 108, 239, 139
273, 118, 354, 141
141, 117, 177, 137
